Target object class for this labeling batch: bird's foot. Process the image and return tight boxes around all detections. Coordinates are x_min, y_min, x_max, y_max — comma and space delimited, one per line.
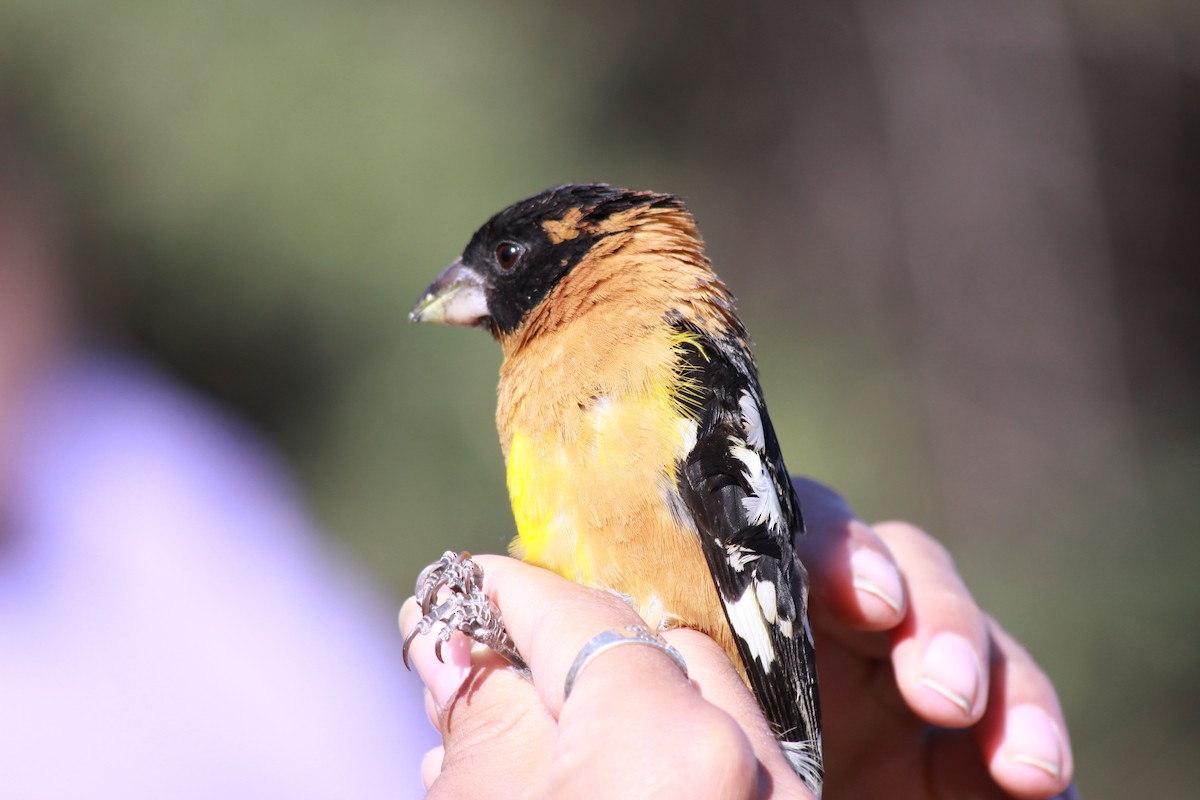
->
403, 551, 530, 678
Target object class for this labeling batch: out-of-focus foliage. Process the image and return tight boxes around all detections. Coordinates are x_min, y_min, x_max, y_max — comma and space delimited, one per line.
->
2, 1, 1197, 796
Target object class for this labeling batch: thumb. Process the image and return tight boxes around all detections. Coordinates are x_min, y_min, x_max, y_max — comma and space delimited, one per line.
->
400, 598, 556, 800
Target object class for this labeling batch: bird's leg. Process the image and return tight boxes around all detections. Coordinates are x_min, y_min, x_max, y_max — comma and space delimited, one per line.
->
403, 551, 531, 678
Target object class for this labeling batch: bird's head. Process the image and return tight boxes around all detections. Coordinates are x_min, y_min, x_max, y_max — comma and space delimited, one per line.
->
410, 184, 726, 344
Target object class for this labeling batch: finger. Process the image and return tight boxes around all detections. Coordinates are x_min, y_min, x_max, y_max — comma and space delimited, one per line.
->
472, 555, 765, 800
399, 596, 556, 798
791, 477, 907, 632
423, 688, 439, 731
929, 732, 1082, 800
977, 619, 1075, 797
472, 555, 695, 713
399, 598, 473, 714
664, 628, 815, 799
876, 521, 991, 726
421, 746, 444, 790
926, 620, 1075, 799
927, 729, 1026, 800
428, 666, 557, 800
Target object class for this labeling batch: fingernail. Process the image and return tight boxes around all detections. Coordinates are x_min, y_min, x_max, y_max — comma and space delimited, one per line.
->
919, 632, 981, 715
1005, 704, 1063, 780
400, 600, 473, 709
422, 634, 473, 709
850, 547, 905, 615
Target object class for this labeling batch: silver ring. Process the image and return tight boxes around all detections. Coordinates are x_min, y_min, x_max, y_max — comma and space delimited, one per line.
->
563, 625, 689, 700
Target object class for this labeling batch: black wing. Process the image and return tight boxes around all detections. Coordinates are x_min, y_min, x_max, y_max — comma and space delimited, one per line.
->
674, 322, 823, 795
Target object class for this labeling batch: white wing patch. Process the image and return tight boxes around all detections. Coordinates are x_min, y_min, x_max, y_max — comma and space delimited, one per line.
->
726, 543, 760, 572
739, 390, 766, 452
730, 442, 785, 533
756, 579, 778, 623
726, 583, 776, 672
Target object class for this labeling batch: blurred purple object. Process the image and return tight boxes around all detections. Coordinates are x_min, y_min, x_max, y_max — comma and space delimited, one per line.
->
0, 351, 436, 799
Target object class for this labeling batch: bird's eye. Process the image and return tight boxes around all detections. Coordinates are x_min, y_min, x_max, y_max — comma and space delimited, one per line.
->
495, 241, 523, 271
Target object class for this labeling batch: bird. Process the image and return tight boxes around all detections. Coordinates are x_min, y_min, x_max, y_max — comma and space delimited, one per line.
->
408, 183, 823, 794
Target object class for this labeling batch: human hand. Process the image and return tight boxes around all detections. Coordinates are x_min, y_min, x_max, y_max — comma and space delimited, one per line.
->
789, 478, 1076, 799
400, 554, 803, 798
399, 479, 1077, 799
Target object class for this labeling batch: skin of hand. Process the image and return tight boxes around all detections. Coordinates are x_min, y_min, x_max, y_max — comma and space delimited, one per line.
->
398, 479, 1077, 800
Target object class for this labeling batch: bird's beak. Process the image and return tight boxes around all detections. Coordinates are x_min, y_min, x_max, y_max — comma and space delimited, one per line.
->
409, 258, 490, 327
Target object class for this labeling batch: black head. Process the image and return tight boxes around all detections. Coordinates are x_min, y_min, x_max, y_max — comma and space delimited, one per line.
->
411, 184, 682, 336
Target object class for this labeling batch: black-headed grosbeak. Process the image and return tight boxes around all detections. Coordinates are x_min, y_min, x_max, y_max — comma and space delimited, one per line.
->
410, 184, 823, 794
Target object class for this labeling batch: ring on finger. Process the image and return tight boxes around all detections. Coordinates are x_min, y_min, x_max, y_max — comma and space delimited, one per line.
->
564, 625, 689, 700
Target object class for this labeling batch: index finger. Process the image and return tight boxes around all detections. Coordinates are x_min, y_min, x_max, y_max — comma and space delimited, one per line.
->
472, 554, 695, 714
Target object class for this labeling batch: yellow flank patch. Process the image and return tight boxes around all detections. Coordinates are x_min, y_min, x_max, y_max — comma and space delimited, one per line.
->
541, 207, 586, 244
506, 430, 594, 582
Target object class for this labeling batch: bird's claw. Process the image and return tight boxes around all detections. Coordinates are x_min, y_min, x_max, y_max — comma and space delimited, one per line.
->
403, 551, 531, 678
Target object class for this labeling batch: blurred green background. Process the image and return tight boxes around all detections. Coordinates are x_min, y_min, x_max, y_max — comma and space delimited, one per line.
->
2, 1, 1197, 796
